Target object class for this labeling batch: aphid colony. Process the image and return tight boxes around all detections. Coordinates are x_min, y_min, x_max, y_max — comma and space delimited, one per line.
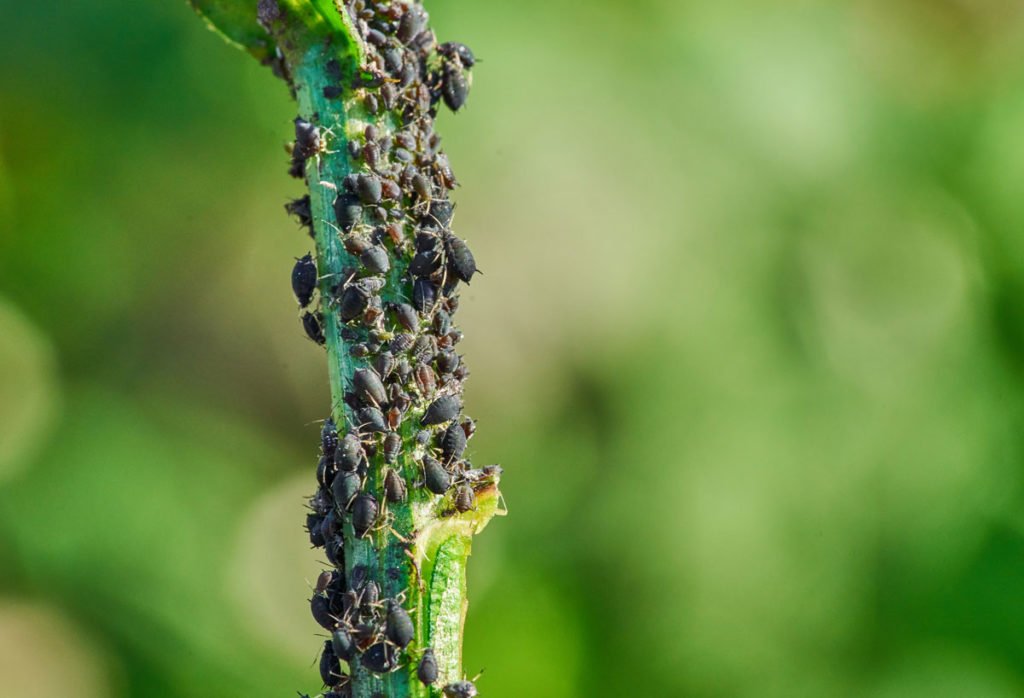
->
275, 0, 488, 695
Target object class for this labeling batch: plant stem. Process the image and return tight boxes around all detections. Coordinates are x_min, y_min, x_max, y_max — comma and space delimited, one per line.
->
188, 2, 502, 696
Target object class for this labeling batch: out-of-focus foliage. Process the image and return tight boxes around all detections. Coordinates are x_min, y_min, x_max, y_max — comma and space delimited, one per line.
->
1, 0, 1024, 696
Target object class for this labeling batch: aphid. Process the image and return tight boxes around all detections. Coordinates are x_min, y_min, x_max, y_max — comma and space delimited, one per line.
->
422, 395, 462, 426
441, 62, 469, 112
386, 600, 415, 648
354, 173, 383, 204
443, 681, 478, 698
334, 193, 363, 232
355, 407, 387, 434
373, 351, 397, 381
423, 456, 451, 494
397, 6, 428, 44
320, 641, 343, 686
337, 284, 370, 322
390, 333, 415, 354
393, 303, 420, 332
384, 468, 407, 502
438, 41, 476, 68
323, 84, 343, 99
335, 432, 365, 472
361, 642, 398, 674
409, 249, 442, 277
361, 580, 380, 609
343, 235, 373, 256
292, 253, 318, 307
302, 312, 326, 345
385, 221, 405, 246
415, 363, 437, 397
311, 595, 335, 630
412, 335, 438, 364
445, 234, 479, 283
383, 432, 402, 464
380, 83, 398, 110
353, 368, 387, 405
294, 117, 322, 159
321, 418, 339, 455
360, 245, 391, 274
352, 494, 379, 537
454, 484, 476, 513
434, 153, 458, 190
436, 350, 459, 374
383, 47, 404, 74
440, 423, 468, 462
386, 406, 402, 429
412, 172, 432, 201
433, 309, 452, 336
331, 628, 356, 661
364, 92, 380, 115
413, 278, 439, 313
315, 570, 335, 595
285, 196, 313, 228
319, 508, 339, 540
417, 648, 439, 685
308, 513, 326, 547
317, 455, 336, 488
462, 418, 476, 440
332, 471, 362, 508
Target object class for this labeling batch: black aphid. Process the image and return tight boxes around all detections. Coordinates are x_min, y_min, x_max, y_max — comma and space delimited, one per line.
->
321, 417, 339, 455
393, 303, 420, 332
386, 600, 415, 648
331, 628, 356, 661
292, 253, 318, 306
320, 640, 343, 687
425, 199, 454, 229
285, 196, 313, 228
352, 494, 379, 537
439, 42, 476, 68
335, 432, 364, 472
294, 117, 322, 159
337, 284, 370, 323
353, 368, 387, 405
384, 468, 407, 502
354, 173, 383, 204
310, 595, 335, 630
361, 642, 398, 674
440, 423, 468, 462
360, 245, 391, 273
417, 648, 439, 685
355, 407, 387, 434
443, 681, 478, 698
441, 62, 469, 112
445, 234, 479, 283
383, 432, 402, 464
413, 278, 439, 313
454, 484, 476, 513
334, 193, 363, 232
422, 395, 462, 426
332, 471, 361, 508
423, 456, 451, 495
436, 350, 460, 374
302, 312, 326, 345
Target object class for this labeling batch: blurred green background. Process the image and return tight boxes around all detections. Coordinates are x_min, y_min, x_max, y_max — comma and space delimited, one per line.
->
2, 0, 1024, 696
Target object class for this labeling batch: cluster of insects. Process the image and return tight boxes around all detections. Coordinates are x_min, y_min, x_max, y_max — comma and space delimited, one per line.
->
270, 0, 494, 695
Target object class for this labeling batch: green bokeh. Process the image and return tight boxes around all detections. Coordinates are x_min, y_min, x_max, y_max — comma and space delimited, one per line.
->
2, 1, 1024, 696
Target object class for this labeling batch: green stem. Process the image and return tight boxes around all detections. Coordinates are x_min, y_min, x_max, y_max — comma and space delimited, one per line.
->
189, 2, 502, 697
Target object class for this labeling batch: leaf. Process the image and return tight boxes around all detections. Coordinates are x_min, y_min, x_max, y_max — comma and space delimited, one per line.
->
188, 0, 276, 61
